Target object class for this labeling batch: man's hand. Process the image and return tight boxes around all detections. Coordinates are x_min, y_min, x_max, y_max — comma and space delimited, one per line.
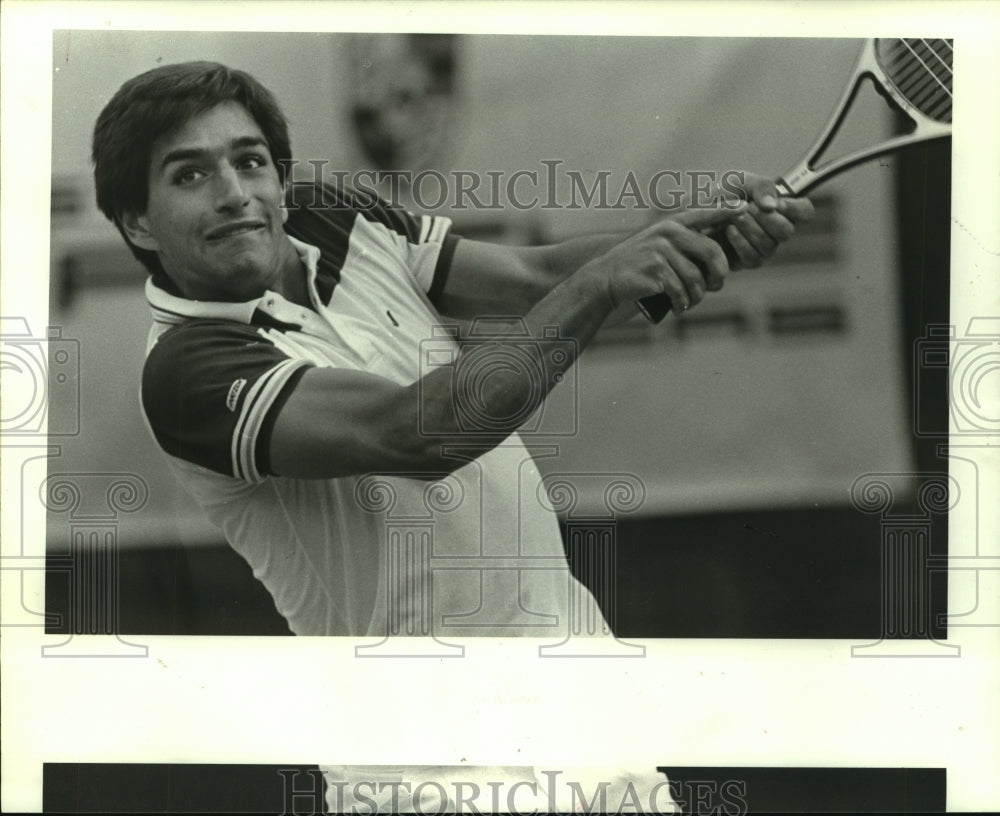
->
585, 173, 815, 315
721, 173, 815, 272
581, 203, 744, 313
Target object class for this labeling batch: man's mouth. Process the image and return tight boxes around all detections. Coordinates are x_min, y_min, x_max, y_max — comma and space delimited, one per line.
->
206, 221, 265, 241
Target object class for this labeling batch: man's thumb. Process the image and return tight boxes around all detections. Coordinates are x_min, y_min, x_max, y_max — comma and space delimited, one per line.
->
674, 201, 746, 230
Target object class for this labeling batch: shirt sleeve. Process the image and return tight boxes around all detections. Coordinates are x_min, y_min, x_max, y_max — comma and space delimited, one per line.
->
361, 197, 458, 296
142, 320, 312, 483
284, 180, 461, 298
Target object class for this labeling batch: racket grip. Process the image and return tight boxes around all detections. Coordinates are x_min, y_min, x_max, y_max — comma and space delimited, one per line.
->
635, 225, 739, 324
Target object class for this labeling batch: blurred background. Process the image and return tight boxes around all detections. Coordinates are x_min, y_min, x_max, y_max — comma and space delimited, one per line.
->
44, 31, 950, 638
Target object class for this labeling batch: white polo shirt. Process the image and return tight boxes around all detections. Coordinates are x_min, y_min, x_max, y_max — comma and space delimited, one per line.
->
141, 183, 607, 639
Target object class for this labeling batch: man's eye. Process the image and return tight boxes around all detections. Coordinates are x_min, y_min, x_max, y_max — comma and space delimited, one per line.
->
239, 154, 268, 170
174, 168, 205, 185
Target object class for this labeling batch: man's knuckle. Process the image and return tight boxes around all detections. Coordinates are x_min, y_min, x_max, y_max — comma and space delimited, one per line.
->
664, 277, 686, 303
790, 199, 815, 221
708, 242, 727, 267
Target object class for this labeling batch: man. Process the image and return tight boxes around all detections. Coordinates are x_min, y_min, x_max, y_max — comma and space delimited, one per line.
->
93, 60, 812, 811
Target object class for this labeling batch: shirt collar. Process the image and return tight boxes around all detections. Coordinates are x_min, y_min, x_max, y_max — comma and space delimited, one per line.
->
145, 236, 322, 327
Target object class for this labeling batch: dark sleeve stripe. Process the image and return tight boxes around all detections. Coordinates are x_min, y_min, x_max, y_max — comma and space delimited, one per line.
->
428, 232, 461, 304
255, 363, 311, 477
231, 357, 313, 483
360, 190, 423, 243
143, 320, 326, 482
288, 180, 455, 248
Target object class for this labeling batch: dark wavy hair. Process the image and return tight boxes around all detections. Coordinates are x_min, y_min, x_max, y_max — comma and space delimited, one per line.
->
92, 61, 292, 275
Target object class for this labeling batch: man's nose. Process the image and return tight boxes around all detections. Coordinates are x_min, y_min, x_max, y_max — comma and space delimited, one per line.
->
214, 166, 250, 210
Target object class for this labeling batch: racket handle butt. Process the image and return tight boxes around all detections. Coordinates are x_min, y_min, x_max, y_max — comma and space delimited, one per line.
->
635, 293, 673, 324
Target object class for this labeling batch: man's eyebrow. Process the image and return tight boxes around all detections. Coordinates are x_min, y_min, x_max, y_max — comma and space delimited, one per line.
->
159, 136, 270, 170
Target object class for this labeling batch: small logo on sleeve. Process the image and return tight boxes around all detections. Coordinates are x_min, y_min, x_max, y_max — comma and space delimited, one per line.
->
226, 378, 248, 412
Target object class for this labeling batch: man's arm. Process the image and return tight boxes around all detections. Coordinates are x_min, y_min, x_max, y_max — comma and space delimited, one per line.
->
433, 175, 814, 322
429, 234, 622, 322
268, 203, 744, 480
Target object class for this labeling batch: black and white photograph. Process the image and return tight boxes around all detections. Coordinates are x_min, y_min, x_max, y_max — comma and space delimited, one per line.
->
1, 1, 998, 814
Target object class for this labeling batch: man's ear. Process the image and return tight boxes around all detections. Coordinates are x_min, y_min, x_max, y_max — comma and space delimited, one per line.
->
120, 210, 159, 251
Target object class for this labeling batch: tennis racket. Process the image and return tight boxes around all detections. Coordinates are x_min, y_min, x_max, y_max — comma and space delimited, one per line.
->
637, 37, 954, 324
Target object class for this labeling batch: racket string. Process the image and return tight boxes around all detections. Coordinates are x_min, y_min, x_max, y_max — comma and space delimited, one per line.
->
891, 41, 951, 96
901, 39, 953, 100
876, 38, 953, 124
914, 38, 953, 76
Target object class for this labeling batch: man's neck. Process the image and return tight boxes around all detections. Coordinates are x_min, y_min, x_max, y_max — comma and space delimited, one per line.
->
273, 236, 313, 309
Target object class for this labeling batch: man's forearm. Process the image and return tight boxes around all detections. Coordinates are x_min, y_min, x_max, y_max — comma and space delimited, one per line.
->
540, 233, 624, 283
536, 232, 643, 325
412, 262, 614, 470
438, 233, 626, 322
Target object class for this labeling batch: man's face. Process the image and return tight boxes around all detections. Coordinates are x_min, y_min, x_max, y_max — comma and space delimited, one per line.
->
126, 102, 288, 302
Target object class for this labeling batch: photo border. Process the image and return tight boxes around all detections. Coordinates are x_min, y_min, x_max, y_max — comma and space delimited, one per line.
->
3, 2, 998, 813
